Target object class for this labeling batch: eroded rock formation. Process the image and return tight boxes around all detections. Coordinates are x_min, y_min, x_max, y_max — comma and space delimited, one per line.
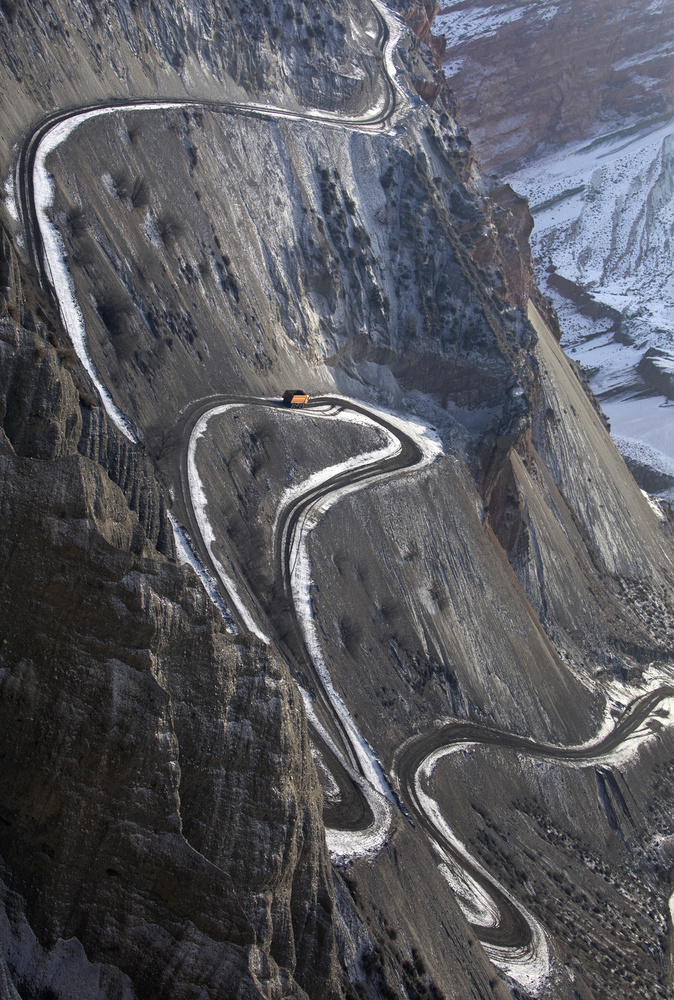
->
0, 239, 341, 999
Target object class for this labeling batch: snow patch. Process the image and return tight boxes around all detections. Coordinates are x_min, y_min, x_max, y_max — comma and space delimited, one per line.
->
188, 404, 271, 643
435, 3, 537, 49
327, 394, 444, 464
293, 543, 393, 862
309, 740, 342, 805
438, 858, 500, 929
443, 58, 465, 77
33, 104, 183, 441
168, 512, 237, 630
508, 118, 674, 485
587, 695, 674, 767
566, 677, 674, 765
325, 791, 392, 863
641, 488, 668, 522
4, 172, 18, 222
608, 397, 674, 497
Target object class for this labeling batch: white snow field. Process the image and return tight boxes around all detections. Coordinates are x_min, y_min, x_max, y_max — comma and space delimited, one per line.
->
434, 1, 558, 51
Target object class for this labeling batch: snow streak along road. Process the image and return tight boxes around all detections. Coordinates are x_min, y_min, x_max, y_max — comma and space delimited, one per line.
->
276, 397, 433, 859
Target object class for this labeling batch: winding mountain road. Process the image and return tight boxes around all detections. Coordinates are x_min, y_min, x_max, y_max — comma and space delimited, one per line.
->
172, 393, 424, 827
180, 389, 674, 969
13, 0, 414, 862
394, 685, 674, 954
15, 0, 399, 293
12, 0, 674, 988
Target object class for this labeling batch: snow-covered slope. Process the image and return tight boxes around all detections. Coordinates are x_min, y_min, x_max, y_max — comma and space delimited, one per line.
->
508, 117, 674, 498
435, 0, 674, 498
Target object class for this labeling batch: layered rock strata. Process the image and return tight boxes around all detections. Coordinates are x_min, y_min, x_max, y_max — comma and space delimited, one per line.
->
435, 0, 674, 174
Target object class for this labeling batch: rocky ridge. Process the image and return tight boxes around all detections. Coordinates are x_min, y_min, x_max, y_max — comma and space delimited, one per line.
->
435, 0, 674, 174
0, 232, 344, 999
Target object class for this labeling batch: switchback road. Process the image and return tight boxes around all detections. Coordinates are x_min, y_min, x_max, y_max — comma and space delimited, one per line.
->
13, 0, 674, 985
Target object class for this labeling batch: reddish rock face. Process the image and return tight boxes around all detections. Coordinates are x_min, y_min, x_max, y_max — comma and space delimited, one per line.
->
436, 0, 674, 171
403, 0, 447, 59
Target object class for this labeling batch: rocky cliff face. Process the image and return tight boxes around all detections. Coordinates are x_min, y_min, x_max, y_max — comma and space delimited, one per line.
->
1, 0, 674, 998
0, 237, 343, 999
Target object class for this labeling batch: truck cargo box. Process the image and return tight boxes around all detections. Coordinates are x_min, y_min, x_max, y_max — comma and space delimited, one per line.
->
283, 389, 309, 408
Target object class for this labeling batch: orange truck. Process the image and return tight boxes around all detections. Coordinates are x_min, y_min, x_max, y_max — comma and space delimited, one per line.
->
283, 389, 309, 408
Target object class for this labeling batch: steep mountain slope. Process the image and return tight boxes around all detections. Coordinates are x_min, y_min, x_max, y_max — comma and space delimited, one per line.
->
508, 121, 674, 500
1, 1, 674, 999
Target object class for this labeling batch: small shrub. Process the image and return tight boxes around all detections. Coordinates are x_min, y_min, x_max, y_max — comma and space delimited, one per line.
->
156, 211, 184, 248
111, 169, 131, 200
78, 387, 98, 408
115, 336, 135, 361
97, 290, 133, 337
412, 949, 426, 975
130, 177, 149, 209
127, 120, 143, 144
339, 617, 363, 656
66, 206, 88, 238
57, 346, 78, 368
71, 237, 97, 267
380, 165, 394, 190
0, 0, 17, 21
